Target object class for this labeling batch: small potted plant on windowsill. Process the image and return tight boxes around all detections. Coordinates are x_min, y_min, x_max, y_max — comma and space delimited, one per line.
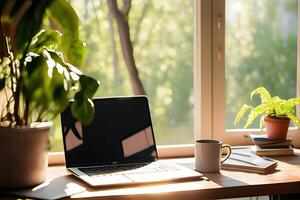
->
234, 87, 300, 140
0, 0, 99, 189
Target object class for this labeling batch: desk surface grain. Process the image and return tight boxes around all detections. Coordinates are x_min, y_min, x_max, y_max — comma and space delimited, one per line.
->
4, 149, 300, 200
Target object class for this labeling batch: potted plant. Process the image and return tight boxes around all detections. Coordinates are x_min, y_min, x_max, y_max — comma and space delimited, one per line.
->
0, 0, 99, 189
235, 87, 300, 140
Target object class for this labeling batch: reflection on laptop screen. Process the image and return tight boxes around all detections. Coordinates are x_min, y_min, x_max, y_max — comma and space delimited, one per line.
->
61, 96, 158, 168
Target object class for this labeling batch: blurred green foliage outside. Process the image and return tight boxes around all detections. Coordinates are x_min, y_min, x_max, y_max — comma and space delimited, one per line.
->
50, 0, 298, 152
50, 0, 194, 151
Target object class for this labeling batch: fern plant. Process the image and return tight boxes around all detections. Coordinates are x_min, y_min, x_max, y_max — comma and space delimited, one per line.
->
234, 87, 300, 129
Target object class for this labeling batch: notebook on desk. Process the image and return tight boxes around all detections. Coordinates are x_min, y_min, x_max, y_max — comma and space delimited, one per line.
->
222, 148, 278, 174
60, 96, 201, 187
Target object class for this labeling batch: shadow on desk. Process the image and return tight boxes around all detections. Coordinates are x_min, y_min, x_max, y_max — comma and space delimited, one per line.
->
202, 173, 249, 187
0, 175, 86, 200
269, 154, 299, 165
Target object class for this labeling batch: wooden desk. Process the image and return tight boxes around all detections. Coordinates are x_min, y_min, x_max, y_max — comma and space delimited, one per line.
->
4, 149, 300, 199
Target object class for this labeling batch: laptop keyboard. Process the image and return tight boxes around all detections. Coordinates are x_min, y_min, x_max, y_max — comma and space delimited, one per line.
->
80, 162, 179, 177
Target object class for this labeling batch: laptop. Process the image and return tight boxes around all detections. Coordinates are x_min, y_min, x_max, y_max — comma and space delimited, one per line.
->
60, 96, 201, 187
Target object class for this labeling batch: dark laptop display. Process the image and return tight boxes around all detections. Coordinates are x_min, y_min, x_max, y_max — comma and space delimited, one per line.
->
61, 96, 157, 168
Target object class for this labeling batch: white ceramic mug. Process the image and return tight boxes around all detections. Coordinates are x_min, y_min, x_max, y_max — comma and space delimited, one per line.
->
195, 139, 231, 173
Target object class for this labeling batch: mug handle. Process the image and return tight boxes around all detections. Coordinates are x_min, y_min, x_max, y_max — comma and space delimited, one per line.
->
221, 144, 232, 163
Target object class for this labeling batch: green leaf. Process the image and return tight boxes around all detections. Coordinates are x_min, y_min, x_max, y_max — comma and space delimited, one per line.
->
244, 110, 260, 128
79, 75, 100, 98
50, 65, 69, 113
15, 1, 52, 51
47, 0, 80, 36
62, 35, 86, 66
47, 0, 85, 65
286, 98, 300, 108
1, 57, 10, 67
250, 87, 271, 103
71, 92, 95, 125
287, 113, 300, 128
29, 30, 62, 53
253, 102, 268, 114
234, 104, 253, 125
22, 55, 51, 111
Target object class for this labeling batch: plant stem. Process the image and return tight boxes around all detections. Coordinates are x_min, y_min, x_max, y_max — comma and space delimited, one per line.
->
24, 98, 29, 125
12, 60, 21, 125
0, 19, 8, 58
1, 88, 9, 120
15, 37, 32, 126
4, 37, 20, 126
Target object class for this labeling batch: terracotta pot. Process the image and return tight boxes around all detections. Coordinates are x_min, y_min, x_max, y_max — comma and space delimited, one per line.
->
264, 116, 290, 140
0, 123, 51, 189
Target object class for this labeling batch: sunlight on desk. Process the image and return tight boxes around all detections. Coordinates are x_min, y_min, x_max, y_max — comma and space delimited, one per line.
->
72, 181, 213, 198
69, 149, 300, 199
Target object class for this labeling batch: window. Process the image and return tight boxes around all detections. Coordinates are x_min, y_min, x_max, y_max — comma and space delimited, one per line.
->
49, 0, 300, 160
226, 0, 298, 130
49, 1, 194, 153
209, 0, 300, 146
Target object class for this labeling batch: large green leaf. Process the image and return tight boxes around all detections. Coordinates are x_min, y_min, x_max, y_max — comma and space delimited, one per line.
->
48, 66, 70, 118
15, 0, 52, 52
47, 0, 85, 66
71, 92, 95, 125
69, 74, 99, 125
47, 0, 79, 36
22, 55, 51, 111
79, 75, 100, 98
29, 30, 61, 53
44, 50, 99, 122
43, 50, 72, 115
62, 35, 86, 66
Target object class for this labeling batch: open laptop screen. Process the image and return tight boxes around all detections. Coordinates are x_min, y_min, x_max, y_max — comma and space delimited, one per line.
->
61, 96, 158, 168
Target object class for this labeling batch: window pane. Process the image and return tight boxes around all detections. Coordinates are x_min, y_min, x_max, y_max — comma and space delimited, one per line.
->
50, 0, 194, 151
225, 0, 298, 129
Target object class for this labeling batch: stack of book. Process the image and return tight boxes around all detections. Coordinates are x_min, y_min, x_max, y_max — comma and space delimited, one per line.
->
250, 135, 294, 156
